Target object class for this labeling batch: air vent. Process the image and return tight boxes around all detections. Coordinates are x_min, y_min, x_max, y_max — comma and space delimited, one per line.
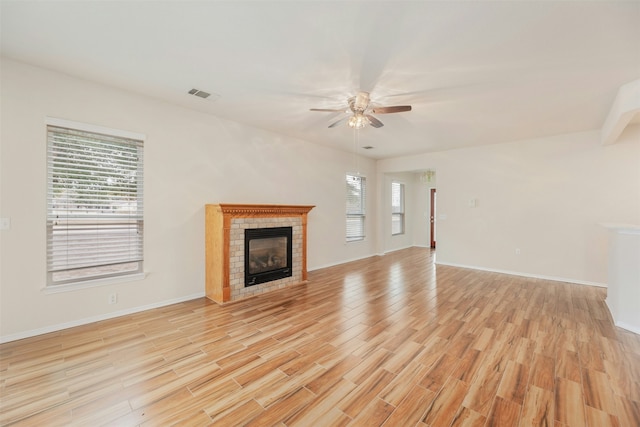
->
362, 146, 374, 150
188, 88, 220, 101
188, 88, 210, 98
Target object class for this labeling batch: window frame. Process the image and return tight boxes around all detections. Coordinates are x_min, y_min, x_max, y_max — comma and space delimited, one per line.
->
346, 173, 366, 242
45, 117, 145, 289
391, 181, 405, 236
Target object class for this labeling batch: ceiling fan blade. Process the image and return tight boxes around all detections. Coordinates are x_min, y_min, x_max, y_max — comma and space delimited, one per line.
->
328, 116, 349, 128
366, 115, 384, 128
371, 105, 412, 114
310, 108, 346, 113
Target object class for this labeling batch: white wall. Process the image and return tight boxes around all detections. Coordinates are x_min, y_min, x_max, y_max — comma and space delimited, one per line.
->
378, 127, 640, 286
0, 59, 377, 340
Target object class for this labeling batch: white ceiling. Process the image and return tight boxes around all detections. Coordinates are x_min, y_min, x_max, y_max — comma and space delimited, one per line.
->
1, 1, 639, 159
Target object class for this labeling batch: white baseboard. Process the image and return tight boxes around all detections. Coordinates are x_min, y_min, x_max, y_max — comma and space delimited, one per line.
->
309, 245, 429, 272
383, 245, 414, 254
435, 261, 607, 288
308, 253, 381, 272
614, 321, 640, 335
0, 292, 205, 344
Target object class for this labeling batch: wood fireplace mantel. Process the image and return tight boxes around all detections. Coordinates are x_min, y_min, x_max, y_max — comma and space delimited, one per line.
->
205, 204, 315, 303
215, 204, 315, 216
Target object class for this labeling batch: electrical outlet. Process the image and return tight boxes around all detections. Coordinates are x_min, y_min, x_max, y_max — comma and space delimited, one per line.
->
108, 293, 118, 304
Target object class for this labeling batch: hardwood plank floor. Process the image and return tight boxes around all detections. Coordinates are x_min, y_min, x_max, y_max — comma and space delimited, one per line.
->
1, 247, 639, 426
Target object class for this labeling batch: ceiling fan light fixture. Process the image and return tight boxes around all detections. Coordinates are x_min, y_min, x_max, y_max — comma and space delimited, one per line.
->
348, 114, 369, 129
311, 90, 410, 129
353, 92, 370, 111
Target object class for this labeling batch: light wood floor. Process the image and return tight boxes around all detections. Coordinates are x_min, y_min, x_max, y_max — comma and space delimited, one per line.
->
1, 247, 639, 426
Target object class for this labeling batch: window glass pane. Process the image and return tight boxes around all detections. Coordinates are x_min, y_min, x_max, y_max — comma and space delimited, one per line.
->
346, 174, 366, 241
391, 182, 405, 235
391, 182, 402, 212
346, 216, 364, 241
392, 214, 403, 235
47, 124, 144, 285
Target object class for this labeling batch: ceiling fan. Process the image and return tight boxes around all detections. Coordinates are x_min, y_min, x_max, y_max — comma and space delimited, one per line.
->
310, 91, 411, 129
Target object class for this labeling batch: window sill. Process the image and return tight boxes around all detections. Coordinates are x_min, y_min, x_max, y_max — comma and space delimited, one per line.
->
42, 272, 147, 294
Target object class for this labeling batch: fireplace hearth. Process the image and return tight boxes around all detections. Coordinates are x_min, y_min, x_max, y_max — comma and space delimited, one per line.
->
245, 227, 292, 286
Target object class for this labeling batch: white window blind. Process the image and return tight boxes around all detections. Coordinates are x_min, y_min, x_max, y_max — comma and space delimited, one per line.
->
391, 181, 405, 235
346, 174, 366, 242
47, 124, 144, 285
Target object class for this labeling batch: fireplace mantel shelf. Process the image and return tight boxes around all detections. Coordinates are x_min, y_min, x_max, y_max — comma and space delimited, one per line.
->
217, 204, 315, 216
205, 204, 315, 304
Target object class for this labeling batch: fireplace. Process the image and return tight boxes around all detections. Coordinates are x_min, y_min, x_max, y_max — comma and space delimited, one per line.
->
205, 204, 314, 303
245, 227, 292, 286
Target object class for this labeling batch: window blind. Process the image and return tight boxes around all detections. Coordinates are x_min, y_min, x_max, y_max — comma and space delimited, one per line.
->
391, 182, 405, 235
47, 125, 144, 285
346, 174, 366, 241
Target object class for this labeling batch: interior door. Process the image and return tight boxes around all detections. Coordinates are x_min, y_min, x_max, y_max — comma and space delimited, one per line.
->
430, 188, 436, 249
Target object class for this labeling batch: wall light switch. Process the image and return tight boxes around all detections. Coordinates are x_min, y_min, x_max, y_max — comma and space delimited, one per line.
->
469, 198, 477, 208
0, 218, 10, 230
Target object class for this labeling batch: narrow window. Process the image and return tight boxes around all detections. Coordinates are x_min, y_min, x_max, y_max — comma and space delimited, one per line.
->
47, 120, 144, 286
391, 181, 405, 235
346, 174, 366, 242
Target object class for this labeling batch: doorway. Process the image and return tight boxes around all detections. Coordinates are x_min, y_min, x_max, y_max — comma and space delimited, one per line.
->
430, 188, 436, 249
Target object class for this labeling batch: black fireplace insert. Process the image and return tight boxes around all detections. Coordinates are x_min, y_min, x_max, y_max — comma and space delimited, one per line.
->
244, 226, 293, 286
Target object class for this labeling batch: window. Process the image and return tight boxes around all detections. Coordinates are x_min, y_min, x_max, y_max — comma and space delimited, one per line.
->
346, 174, 366, 242
47, 119, 144, 286
391, 181, 405, 235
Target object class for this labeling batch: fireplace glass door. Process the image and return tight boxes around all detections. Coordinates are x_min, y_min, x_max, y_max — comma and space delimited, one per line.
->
245, 227, 292, 286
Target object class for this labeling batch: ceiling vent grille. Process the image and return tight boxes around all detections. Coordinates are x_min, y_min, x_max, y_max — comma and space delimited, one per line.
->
188, 88, 211, 99
188, 89, 220, 102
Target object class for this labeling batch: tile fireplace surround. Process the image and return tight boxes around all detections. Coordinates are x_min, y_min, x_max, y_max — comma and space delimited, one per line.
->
205, 204, 315, 304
